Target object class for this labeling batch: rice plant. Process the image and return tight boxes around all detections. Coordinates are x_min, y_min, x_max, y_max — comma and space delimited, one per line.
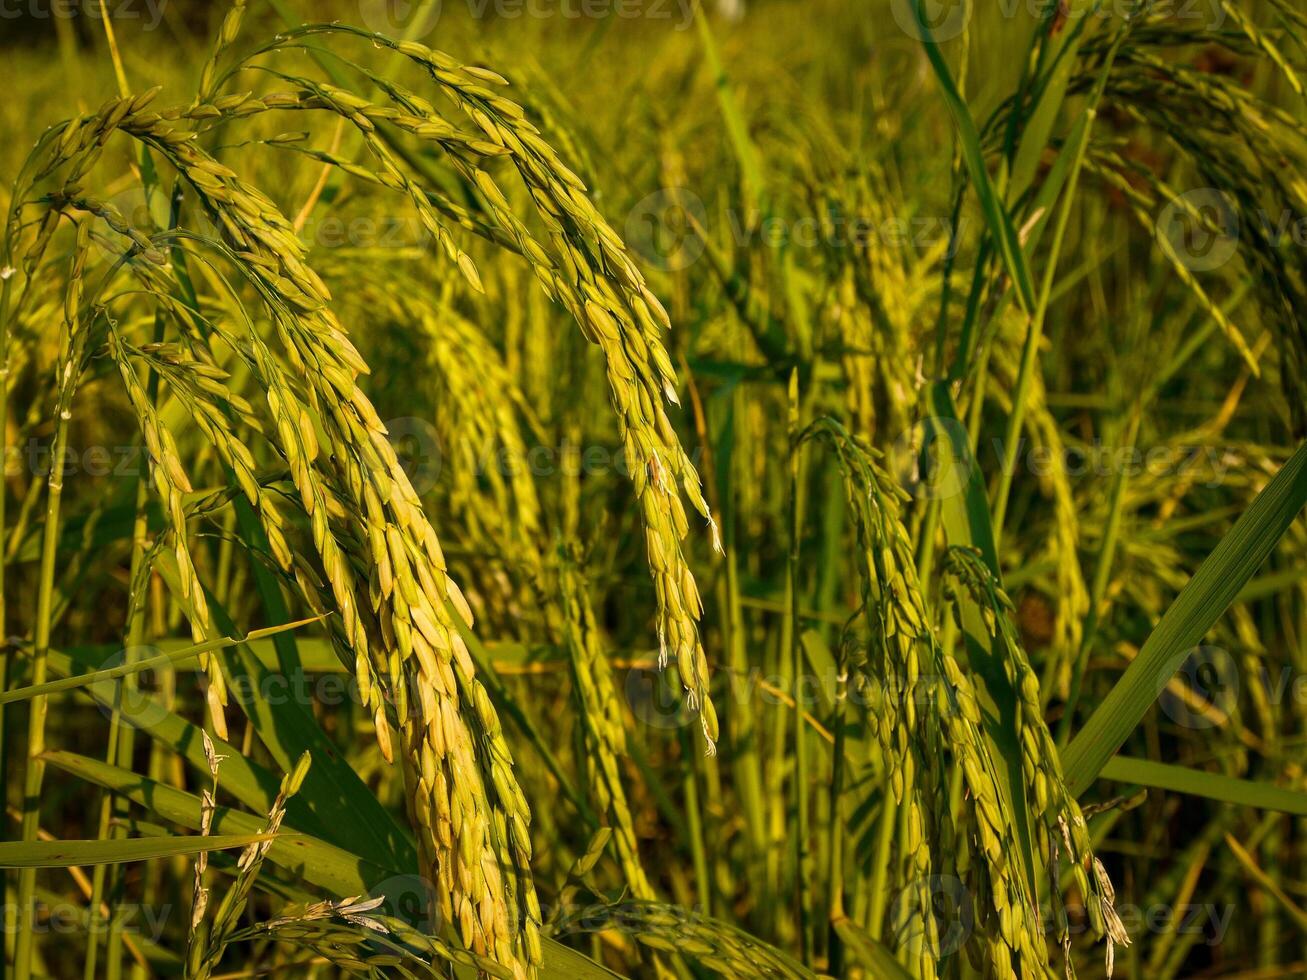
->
1, 0, 1305, 977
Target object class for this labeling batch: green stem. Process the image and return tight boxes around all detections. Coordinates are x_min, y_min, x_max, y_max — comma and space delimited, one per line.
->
1055, 408, 1139, 746
824, 689, 848, 976
86, 316, 167, 980
14, 320, 82, 980
0, 188, 13, 980
991, 30, 1129, 547
786, 369, 812, 963
866, 793, 897, 941
681, 730, 711, 919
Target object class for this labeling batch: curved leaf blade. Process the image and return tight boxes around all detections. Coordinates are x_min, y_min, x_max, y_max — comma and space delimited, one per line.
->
1064, 441, 1307, 796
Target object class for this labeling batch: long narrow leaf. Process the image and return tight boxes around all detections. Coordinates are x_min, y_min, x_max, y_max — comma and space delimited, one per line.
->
41, 751, 624, 979
832, 916, 915, 980
0, 616, 324, 705
912, 0, 1037, 314
1064, 441, 1307, 795
1102, 757, 1307, 817
0, 833, 272, 868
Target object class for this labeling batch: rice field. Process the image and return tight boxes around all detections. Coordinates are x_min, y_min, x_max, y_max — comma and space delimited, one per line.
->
0, 0, 1306, 977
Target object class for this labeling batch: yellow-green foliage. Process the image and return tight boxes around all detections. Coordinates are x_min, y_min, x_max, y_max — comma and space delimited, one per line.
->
1, 2, 1306, 979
